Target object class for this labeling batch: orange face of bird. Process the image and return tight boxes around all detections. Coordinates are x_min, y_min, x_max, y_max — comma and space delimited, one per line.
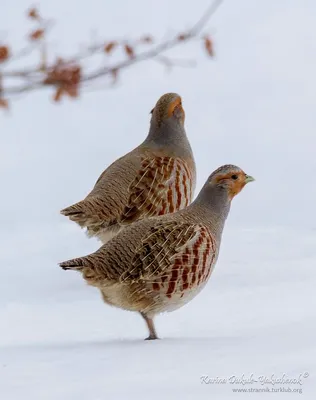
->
211, 165, 255, 199
151, 93, 185, 126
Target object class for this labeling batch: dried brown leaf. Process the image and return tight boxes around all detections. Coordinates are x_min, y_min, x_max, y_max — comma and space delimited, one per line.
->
104, 42, 117, 54
29, 29, 45, 41
0, 98, 9, 109
28, 8, 39, 20
204, 36, 214, 57
65, 84, 79, 98
44, 64, 81, 86
53, 87, 64, 102
0, 46, 10, 63
124, 44, 135, 59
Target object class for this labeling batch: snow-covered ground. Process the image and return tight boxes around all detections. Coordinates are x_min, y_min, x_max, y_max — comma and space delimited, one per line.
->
1, 0, 316, 399
1, 226, 316, 399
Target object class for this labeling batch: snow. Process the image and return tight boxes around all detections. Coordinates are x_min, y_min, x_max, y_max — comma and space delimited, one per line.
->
2, 227, 316, 399
1, 0, 316, 399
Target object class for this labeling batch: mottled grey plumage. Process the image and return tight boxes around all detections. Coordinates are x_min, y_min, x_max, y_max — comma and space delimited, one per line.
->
61, 93, 196, 243
60, 165, 254, 340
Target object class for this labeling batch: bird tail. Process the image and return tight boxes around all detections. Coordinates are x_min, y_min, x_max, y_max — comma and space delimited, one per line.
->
60, 201, 88, 227
59, 257, 86, 271
59, 254, 108, 287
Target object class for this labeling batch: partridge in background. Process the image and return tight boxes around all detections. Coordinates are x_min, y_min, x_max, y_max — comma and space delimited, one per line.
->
61, 93, 196, 243
60, 165, 254, 340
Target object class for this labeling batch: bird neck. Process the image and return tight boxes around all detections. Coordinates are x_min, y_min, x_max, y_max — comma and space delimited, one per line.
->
143, 121, 192, 157
191, 184, 231, 241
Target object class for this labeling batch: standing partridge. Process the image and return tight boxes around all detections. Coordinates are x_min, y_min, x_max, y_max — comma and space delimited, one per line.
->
60, 93, 196, 243
59, 165, 255, 340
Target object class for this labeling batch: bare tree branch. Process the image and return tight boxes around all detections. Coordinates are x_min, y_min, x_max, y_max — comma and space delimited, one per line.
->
189, 0, 223, 36
0, 0, 223, 107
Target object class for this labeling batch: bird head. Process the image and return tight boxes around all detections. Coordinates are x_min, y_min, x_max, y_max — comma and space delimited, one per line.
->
209, 164, 255, 200
150, 93, 185, 128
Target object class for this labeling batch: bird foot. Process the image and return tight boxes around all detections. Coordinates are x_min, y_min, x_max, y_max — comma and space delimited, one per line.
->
145, 335, 159, 341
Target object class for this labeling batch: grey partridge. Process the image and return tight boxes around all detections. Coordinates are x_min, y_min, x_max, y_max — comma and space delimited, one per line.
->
60, 93, 196, 243
60, 165, 254, 340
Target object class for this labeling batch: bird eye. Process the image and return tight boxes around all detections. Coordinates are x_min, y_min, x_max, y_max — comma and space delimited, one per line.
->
231, 174, 238, 180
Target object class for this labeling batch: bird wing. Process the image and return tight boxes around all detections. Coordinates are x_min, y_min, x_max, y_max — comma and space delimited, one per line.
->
59, 218, 155, 283
119, 156, 193, 225
120, 221, 217, 291
60, 154, 140, 230
60, 155, 193, 234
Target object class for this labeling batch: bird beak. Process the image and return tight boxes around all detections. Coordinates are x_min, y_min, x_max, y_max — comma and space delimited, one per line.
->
245, 175, 255, 184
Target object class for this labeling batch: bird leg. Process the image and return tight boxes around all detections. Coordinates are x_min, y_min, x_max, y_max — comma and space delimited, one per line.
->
140, 312, 159, 340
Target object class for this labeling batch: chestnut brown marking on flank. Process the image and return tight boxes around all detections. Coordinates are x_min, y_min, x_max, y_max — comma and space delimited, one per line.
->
202, 230, 211, 262
169, 158, 176, 170
182, 174, 188, 206
183, 248, 190, 262
162, 157, 171, 178
171, 263, 180, 279
193, 246, 199, 258
175, 167, 182, 209
173, 259, 182, 269
182, 283, 189, 291
182, 162, 191, 206
167, 97, 182, 117
153, 282, 160, 291
166, 263, 179, 297
182, 266, 189, 284
193, 237, 202, 263
191, 264, 197, 286
182, 253, 190, 263
158, 199, 167, 215
197, 234, 203, 244
182, 267, 189, 291
167, 188, 174, 213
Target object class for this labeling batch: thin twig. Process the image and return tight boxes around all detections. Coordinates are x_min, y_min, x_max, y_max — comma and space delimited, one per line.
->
1, 0, 223, 101
189, 0, 223, 36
